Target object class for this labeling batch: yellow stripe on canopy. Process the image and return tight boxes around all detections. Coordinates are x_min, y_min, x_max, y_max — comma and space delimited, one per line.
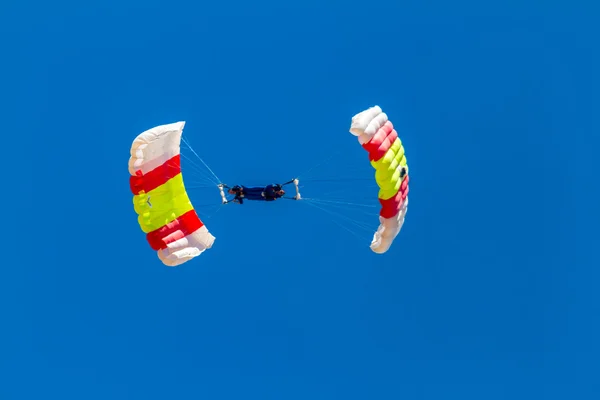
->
133, 173, 194, 233
370, 138, 408, 200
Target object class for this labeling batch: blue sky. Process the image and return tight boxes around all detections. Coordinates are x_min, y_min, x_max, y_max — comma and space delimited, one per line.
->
2, 1, 598, 399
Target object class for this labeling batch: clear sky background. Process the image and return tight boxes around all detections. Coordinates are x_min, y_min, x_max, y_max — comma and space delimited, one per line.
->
2, 1, 598, 399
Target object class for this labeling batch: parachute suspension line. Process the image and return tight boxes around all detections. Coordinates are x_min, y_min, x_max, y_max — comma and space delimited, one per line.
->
205, 203, 224, 219
302, 198, 375, 233
194, 202, 225, 219
181, 136, 222, 185
301, 200, 371, 245
315, 185, 378, 201
302, 197, 377, 208
295, 149, 343, 181
185, 184, 219, 189
180, 153, 220, 187
181, 136, 229, 207
300, 178, 374, 183
302, 198, 380, 219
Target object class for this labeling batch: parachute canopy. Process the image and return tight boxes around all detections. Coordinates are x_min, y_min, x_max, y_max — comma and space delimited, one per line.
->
349, 106, 409, 253
128, 122, 215, 266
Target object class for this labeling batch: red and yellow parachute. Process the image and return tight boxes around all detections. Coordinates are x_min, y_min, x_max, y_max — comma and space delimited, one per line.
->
128, 122, 215, 266
349, 106, 409, 254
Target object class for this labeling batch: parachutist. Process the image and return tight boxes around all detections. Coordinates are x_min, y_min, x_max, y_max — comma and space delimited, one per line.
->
226, 184, 285, 204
